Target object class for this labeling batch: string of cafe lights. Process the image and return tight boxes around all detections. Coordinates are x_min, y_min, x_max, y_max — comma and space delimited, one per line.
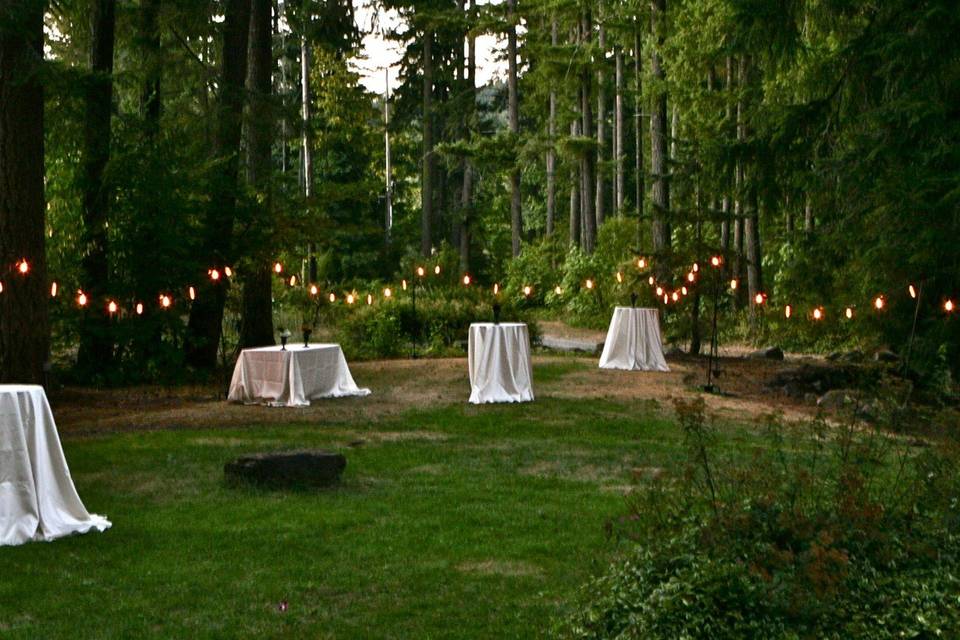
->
0, 255, 955, 321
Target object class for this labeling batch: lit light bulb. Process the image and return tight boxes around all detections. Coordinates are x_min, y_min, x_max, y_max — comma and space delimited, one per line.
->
663, 293, 669, 304
648, 276, 655, 285
554, 285, 562, 295
402, 279, 407, 291
616, 271, 623, 284
160, 294, 172, 308
711, 256, 722, 267
463, 274, 471, 286
908, 284, 917, 299
416, 266, 425, 277
687, 272, 695, 282
384, 287, 392, 298
671, 291, 679, 302
366, 294, 373, 305
50, 282, 58, 297
136, 303, 144, 315
813, 307, 823, 321
107, 300, 118, 315
730, 279, 738, 290
586, 279, 594, 290
309, 284, 319, 296
328, 293, 336, 303
434, 265, 441, 275
0, 282, 3, 294
845, 307, 853, 319
945, 299, 955, 313
17, 259, 29, 275
347, 294, 355, 305
785, 304, 792, 319
493, 283, 500, 295
637, 258, 646, 269
188, 286, 196, 301
874, 296, 885, 310
224, 266, 233, 277
656, 286, 664, 296
209, 269, 220, 281
681, 286, 688, 295
77, 291, 88, 307
754, 292, 765, 305
288, 275, 297, 287
273, 262, 283, 274
693, 263, 699, 273
523, 285, 532, 297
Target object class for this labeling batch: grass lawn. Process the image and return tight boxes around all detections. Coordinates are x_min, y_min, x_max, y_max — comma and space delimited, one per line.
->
1, 362, 764, 639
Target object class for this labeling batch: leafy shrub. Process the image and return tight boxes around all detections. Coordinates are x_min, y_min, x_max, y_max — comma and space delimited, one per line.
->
563, 398, 960, 639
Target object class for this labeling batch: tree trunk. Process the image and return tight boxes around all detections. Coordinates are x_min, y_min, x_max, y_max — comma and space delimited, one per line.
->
614, 46, 625, 216
634, 27, 644, 244
649, 0, 670, 268
239, 0, 275, 349
545, 17, 557, 238
185, 0, 252, 368
300, 6, 317, 281
77, 0, 117, 372
580, 8, 596, 253
0, 0, 48, 384
804, 194, 814, 232
459, 0, 476, 271
569, 119, 581, 248
139, 0, 161, 136
595, 12, 605, 228
507, 0, 522, 257
421, 28, 434, 257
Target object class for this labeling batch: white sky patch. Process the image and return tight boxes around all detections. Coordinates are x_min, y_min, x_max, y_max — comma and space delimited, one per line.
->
350, 0, 508, 96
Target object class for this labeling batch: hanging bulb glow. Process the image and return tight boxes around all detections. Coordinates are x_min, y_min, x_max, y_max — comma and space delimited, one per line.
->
730, 279, 738, 290
107, 300, 118, 315
77, 291, 88, 307
288, 275, 297, 287
585, 279, 594, 290
416, 266, 425, 277
663, 293, 669, 304
908, 284, 917, 299
160, 294, 172, 308
384, 287, 392, 298
681, 286, 688, 295
687, 272, 695, 282
209, 269, 220, 281
136, 303, 144, 315
17, 259, 29, 275
845, 307, 854, 319
711, 256, 722, 267
785, 304, 792, 319
346, 294, 355, 305
462, 274, 471, 286
671, 291, 679, 302
616, 271, 623, 284
656, 286, 664, 296
693, 262, 699, 273
328, 293, 336, 303
874, 296, 885, 310
434, 265, 441, 275
273, 262, 282, 274
637, 258, 646, 269
945, 299, 955, 313
523, 285, 532, 297
554, 285, 562, 295
754, 292, 765, 305
366, 294, 373, 305
813, 307, 823, 321
0, 282, 3, 294
188, 286, 196, 301
224, 266, 233, 277
648, 276, 655, 285
402, 279, 407, 291
309, 284, 319, 296
493, 283, 500, 295
50, 281, 58, 297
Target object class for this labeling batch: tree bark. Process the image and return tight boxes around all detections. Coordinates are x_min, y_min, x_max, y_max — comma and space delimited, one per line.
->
649, 0, 670, 268
459, 0, 476, 270
804, 194, 814, 232
507, 0, 522, 257
595, 12, 605, 228
185, 0, 252, 368
614, 46, 625, 216
421, 28, 433, 257
239, 0, 275, 349
545, 16, 557, 238
634, 27, 644, 244
0, 0, 48, 384
139, 0, 161, 136
569, 119, 581, 248
580, 8, 596, 253
77, 0, 117, 371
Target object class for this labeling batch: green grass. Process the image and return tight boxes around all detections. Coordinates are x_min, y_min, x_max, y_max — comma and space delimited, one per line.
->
0, 396, 760, 639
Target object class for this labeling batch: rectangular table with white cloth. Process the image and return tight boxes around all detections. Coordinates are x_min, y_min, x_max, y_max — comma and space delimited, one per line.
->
598, 307, 670, 372
228, 344, 370, 407
1, 385, 111, 547
467, 322, 535, 404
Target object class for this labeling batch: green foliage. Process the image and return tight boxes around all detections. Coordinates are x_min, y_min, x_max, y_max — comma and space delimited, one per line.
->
563, 398, 960, 639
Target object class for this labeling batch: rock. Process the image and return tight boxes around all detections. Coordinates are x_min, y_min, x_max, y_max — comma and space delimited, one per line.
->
747, 346, 784, 361
816, 388, 863, 410
225, 450, 346, 488
874, 350, 900, 363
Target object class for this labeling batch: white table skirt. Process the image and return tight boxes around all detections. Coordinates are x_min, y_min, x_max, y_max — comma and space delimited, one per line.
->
228, 344, 370, 407
1, 385, 111, 546
468, 323, 534, 404
598, 307, 670, 372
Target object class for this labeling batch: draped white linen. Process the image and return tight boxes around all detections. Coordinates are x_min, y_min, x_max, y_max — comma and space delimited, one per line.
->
1, 385, 111, 546
228, 344, 370, 407
467, 323, 535, 404
598, 307, 670, 372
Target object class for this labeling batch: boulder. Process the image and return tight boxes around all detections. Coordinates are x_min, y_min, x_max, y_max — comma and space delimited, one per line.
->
816, 388, 863, 410
225, 450, 346, 488
747, 346, 784, 361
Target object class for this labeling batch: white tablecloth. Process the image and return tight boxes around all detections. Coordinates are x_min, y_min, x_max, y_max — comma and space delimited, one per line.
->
228, 344, 370, 407
468, 323, 534, 404
598, 307, 670, 371
1, 385, 111, 546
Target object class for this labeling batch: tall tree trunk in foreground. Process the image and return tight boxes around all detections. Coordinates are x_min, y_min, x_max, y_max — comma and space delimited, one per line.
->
649, 0, 671, 268
804, 194, 814, 232
186, 0, 252, 368
569, 119, 581, 247
77, 0, 117, 371
459, 0, 476, 270
507, 0, 522, 257
239, 0, 275, 348
595, 11, 606, 228
139, 0, 161, 136
300, 4, 317, 281
0, 0, 48, 384
634, 27, 644, 246
421, 27, 434, 257
545, 17, 557, 237
580, 8, 596, 253
614, 46, 625, 216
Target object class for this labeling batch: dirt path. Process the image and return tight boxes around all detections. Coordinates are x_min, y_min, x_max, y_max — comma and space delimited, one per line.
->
50, 352, 817, 436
